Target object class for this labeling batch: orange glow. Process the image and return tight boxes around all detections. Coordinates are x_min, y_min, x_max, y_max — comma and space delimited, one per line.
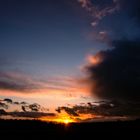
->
40, 111, 97, 124
87, 55, 101, 65
52, 117, 75, 124
40, 112, 76, 124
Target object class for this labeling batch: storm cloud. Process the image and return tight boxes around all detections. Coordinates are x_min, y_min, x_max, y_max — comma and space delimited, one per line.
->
81, 0, 140, 106
84, 40, 140, 102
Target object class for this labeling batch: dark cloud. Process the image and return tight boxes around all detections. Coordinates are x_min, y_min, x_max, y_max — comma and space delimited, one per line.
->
0, 102, 8, 109
4, 98, 13, 104
21, 103, 41, 112
57, 101, 140, 117
21, 106, 27, 112
56, 107, 79, 116
85, 40, 140, 101
0, 98, 56, 118
13, 102, 19, 105
20, 102, 28, 105
80, 0, 140, 118
1, 97, 45, 113
29, 103, 41, 112
0, 109, 7, 115
9, 111, 56, 118
92, 100, 140, 117
0, 109, 55, 118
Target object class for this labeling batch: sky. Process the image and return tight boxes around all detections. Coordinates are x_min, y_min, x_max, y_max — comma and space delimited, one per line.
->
0, 0, 140, 123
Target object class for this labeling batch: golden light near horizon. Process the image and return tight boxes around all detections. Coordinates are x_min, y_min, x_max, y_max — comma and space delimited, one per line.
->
40, 113, 76, 125
40, 112, 98, 124
56, 117, 75, 124
63, 119, 70, 124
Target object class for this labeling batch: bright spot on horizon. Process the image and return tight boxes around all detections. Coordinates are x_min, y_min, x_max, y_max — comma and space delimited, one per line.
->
40, 113, 76, 124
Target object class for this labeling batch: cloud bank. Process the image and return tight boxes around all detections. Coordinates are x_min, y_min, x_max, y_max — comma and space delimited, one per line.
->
56, 100, 140, 118
0, 98, 55, 119
84, 40, 140, 102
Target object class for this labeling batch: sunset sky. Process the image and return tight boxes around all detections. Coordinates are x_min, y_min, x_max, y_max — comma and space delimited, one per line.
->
0, 0, 140, 123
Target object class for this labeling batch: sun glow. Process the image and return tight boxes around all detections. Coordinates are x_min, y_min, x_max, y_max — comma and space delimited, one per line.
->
40, 111, 98, 124
40, 113, 75, 124
56, 117, 75, 124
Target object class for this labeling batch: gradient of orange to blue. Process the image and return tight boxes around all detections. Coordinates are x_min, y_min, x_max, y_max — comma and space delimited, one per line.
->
0, 0, 140, 123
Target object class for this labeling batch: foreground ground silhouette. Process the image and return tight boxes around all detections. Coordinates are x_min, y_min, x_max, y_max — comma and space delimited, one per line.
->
0, 119, 140, 138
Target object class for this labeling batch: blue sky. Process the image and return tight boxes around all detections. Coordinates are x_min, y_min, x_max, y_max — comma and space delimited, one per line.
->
0, 0, 109, 78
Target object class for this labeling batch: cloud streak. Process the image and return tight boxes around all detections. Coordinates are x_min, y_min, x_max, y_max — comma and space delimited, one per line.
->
0, 71, 83, 96
77, 0, 120, 27
0, 72, 41, 92
0, 110, 56, 118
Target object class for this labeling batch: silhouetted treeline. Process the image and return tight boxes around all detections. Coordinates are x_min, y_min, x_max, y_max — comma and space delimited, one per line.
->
0, 119, 140, 138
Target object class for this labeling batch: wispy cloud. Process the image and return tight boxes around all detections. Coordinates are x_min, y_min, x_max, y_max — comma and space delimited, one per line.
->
77, 0, 120, 27
0, 71, 41, 92
0, 65, 91, 99
77, 0, 121, 43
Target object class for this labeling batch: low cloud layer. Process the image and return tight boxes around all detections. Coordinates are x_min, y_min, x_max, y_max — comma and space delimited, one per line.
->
56, 100, 140, 118
0, 98, 55, 119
